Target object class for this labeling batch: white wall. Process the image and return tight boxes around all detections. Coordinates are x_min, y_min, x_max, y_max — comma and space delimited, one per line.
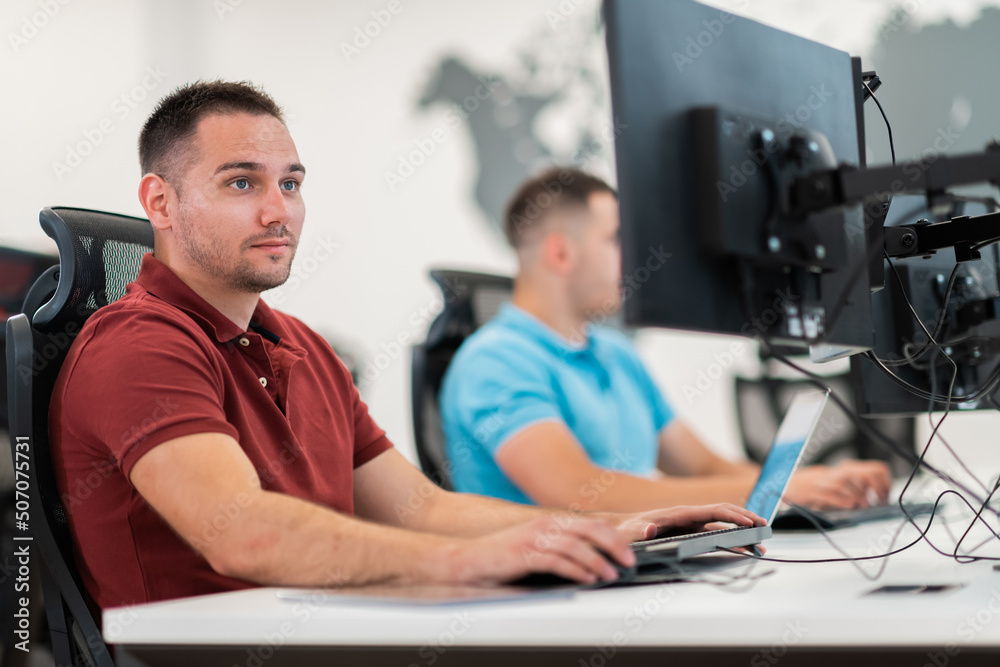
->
2, 0, 998, 479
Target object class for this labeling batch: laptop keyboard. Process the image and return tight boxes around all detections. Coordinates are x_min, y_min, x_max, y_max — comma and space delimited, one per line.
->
634, 525, 751, 549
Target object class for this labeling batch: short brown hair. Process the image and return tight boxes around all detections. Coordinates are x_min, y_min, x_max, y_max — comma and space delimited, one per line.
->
138, 80, 284, 182
503, 167, 615, 248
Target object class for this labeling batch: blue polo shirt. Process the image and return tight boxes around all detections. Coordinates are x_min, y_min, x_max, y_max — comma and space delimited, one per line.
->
440, 303, 675, 504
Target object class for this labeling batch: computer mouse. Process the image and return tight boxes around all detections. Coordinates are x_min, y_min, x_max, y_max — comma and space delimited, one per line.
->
507, 551, 638, 589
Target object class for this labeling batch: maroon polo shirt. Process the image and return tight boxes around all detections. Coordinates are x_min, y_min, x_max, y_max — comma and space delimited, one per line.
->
50, 253, 393, 611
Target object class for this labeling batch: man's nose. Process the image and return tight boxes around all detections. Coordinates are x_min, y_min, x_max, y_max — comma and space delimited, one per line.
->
260, 184, 291, 225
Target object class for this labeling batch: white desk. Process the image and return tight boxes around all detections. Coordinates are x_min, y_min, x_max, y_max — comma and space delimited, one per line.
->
105, 512, 1000, 666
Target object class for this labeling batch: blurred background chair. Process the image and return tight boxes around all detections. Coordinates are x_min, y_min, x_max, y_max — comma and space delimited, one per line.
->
410, 269, 512, 489
6, 206, 153, 667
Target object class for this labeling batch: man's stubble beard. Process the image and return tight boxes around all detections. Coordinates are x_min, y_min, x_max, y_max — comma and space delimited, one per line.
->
176, 206, 297, 294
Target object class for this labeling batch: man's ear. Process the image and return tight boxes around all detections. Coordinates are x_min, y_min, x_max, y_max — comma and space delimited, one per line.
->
138, 173, 175, 232
540, 231, 575, 275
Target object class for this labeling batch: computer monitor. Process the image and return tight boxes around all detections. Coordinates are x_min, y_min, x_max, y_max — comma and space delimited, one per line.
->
850, 194, 1000, 416
604, 0, 874, 353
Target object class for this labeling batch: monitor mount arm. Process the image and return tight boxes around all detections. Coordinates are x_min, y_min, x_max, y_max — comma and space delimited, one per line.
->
787, 140, 1000, 262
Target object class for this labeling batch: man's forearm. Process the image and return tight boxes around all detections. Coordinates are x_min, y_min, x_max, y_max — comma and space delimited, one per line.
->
534, 469, 757, 514
191, 489, 465, 588
401, 488, 573, 538
703, 457, 759, 478
396, 473, 757, 537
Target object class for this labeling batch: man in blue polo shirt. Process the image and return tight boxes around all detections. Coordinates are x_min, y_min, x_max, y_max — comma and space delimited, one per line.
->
440, 168, 891, 512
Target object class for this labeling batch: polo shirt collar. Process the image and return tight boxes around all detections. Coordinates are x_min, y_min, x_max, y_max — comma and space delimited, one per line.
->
497, 303, 595, 358
133, 253, 285, 345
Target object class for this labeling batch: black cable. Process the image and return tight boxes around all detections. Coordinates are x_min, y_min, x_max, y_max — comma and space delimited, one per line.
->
863, 81, 895, 165
953, 475, 1000, 560
776, 503, 922, 580
876, 263, 961, 367
862, 351, 1000, 404
767, 345, 1000, 566
736, 73, 1000, 574
762, 346, 994, 517
972, 237, 1000, 252
722, 488, 1000, 567
882, 250, 970, 492
821, 81, 897, 337
863, 252, 1000, 404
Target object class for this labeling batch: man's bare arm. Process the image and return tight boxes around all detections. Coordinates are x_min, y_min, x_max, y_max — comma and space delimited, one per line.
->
354, 449, 764, 543
656, 420, 758, 478
130, 433, 657, 586
494, 421, 757, 512
658, 419, 893, 509
353, 448, 556, 537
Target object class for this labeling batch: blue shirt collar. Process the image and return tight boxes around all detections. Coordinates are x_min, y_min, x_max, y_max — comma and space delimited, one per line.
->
496, 303, 595, 358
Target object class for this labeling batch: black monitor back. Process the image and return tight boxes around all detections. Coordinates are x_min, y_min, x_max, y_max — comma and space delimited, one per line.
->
604, 0, 872, 350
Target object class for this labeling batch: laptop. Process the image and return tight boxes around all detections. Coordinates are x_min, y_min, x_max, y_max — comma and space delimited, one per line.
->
631, 389, 830, 565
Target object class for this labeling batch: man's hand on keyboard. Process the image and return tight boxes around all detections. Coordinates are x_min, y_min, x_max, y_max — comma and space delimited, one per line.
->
611, 503, 766, 543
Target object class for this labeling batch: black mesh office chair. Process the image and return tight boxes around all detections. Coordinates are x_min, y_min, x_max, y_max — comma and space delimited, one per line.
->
0, 247, 59, 665
6, 207, 153, 667
734, 370, 915, 476
410, 269, 513, 489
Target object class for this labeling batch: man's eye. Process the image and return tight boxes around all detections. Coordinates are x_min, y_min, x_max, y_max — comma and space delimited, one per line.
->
232, 178, 250, 190
281, 180, 298, 191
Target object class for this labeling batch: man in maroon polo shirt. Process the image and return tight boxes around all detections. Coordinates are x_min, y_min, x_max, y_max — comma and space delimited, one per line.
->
50, 80, 765, 611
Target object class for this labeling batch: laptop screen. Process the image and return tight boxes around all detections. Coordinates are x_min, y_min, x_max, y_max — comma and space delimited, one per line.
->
745, 390, 829, 524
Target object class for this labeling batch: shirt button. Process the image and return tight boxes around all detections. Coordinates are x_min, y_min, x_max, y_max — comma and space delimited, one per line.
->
259, 377, 267, 387
239, 338, 250, 347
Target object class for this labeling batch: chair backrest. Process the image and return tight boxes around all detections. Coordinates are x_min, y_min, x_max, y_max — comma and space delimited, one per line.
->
0, 247, 59, 431
410, 269, 513, 488
6, 206, 153, 667
734, 372, 915, 476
